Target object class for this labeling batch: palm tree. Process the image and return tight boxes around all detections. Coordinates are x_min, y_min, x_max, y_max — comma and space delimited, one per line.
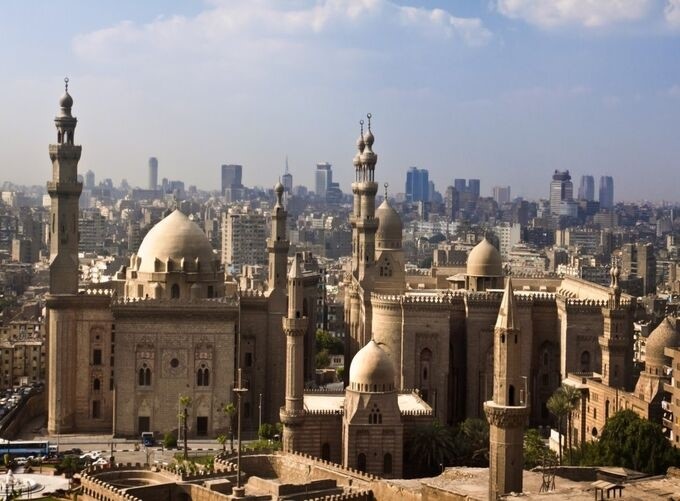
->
223, 402, 237, 452
561, 384, 581, 464
179, 395, 192, 460
408, 420, 455, 476
547, 388, 570, 464
216, 434, 228, 452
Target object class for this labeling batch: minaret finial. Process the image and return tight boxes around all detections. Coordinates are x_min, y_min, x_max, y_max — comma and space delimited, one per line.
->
64, 77, 69, 92
359, 119, 364, 136
367, 113, 372, 131
384, 182, 389, 199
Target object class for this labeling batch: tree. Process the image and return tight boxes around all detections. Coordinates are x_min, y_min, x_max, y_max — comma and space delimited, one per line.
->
222, 402, 237, 451
179, 395, 192, 460
547, 387, 570, 464
407, 420, 455, 476
561, 384, 581, 464
216, 434, 228, 452
455, 418, 489, 466
258, 423, 276, 440
585, 410, 680, 475
315, 350, 331, 369
315, 329, 344, 355
163, 432, 177, 449
524, 429, 557, 469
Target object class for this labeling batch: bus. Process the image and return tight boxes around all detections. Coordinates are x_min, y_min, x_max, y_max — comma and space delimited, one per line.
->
0, 440, 50, 457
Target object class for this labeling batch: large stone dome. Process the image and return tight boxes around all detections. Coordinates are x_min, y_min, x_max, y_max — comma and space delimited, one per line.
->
376, 200, 402, 247
645, 317, 680, 371
134, 210, 216, 274
349, 340, 395, 392
466, 237, 503, 277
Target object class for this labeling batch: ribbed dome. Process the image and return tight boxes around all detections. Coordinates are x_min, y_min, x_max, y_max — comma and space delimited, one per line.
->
349, 340, 395, 391
135, 210, 216, 274
466, 238, 503, 277
60, 91, 73, 109
376, 200, 402, 246
645, 317, 680, 370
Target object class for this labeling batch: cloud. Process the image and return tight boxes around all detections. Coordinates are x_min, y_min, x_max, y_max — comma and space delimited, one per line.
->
496, 0, 654, 28
73, 0, 492, 66
666, 0, 680, 27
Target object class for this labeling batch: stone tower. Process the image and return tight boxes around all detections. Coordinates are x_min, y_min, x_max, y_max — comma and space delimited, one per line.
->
280, 253, 308, 452
355, 114, 378, 285
484, 278, 529, 500
48, 78, 82, 295
47, 80, 84, 434
268, 181, 289, 295
600, 262, 632, 390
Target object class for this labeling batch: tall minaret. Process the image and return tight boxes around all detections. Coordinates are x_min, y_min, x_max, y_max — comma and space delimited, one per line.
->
350, 121, 365, 277
355, 114, 379, 283
600, 261, 632, 390
484, 278, 529, 500
48, 78, 82, 294
280, 253, 308, 452
267, 181, 289, 294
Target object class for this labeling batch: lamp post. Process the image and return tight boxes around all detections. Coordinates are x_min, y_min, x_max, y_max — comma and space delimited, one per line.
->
232, 283, 248, 493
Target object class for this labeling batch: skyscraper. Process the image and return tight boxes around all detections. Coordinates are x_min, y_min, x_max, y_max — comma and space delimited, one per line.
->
578, 175, 594, 201
282, 156, 293, 192
221, 164, 244, 201
85, 169, 95, 190
148, 157, 158, 190
549, 170, 573, 215
454, 178, 466, 194
468, 179, 480, 199
599, 175, 614, 209
492, 186, 511, 205
405, 167, 429, 202
315, 162, 332, 199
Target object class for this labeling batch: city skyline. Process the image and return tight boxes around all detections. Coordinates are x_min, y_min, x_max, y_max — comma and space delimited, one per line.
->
1, 1, 680, 201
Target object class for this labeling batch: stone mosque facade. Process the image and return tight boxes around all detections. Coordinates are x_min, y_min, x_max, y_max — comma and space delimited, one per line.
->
46, 82, 646, 485
46, 85, 319, 438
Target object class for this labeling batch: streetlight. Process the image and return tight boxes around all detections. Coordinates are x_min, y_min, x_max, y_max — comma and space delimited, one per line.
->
232, 283, 248, 493
258, 393, 262, 433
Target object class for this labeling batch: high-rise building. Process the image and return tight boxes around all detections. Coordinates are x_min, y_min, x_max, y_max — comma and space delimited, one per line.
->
85, 169, 95, 190
599, 175, 614, 209
282, 156, 293, 192
221, 207, 267, 272
148, 157, 158, 190
468, 179, 480, 199
549, 170, 573, 215
315, 162, 332, 199
621, 242, 656, 295
578, 175, 594, 201
405, 167, 429, 202
221, 164, 244, 202
454, 178, 466, 194
492, 186, 511, 205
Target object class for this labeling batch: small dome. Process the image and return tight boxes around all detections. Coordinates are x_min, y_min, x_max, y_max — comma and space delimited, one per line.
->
349, 340, 395, 391
135, 210, 216, 274
376, 200, 402, 246
356, 133, 365, 151
274, 181, 284, 194
60, 91, 73, 109
363, 129, 374, 147
466, 238, 503, 277
645, 317, 680, 370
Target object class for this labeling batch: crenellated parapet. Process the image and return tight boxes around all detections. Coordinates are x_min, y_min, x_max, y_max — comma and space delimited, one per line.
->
483, 401, 529, 429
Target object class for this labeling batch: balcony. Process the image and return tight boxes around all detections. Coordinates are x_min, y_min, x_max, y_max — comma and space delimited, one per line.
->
662, 400, 672, 412
662, 417, 674, 429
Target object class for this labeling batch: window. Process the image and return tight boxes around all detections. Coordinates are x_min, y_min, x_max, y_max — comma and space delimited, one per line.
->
196, 416, 208, 436
92, 400, 101, 419
138, 364, 152, 386
580, 351, 591, 372
245, 352, 253, 367
383, 453, 392, 475
93, 349, 102, 366
357, 453, 366, 472
321, 443, 330, 461
197, 364, 210, 386
93, 378, 101, 391
368, 404, 382, 424
171, 284, 180, 299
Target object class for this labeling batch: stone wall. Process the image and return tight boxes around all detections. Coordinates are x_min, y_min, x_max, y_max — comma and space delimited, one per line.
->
1, 390, 46, 439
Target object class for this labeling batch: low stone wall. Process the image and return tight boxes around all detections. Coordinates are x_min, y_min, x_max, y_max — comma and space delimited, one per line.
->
0, 391, 46, 439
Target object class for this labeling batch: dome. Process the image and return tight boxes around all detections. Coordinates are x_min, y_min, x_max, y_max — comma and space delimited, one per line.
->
60, 91, 73, 109
645, 317, 680, 370
376, 200, 402, 245
349, 340, 395, 391
135, 210, 216, 274
466, 238, 503, 277
274, 181, 284, 195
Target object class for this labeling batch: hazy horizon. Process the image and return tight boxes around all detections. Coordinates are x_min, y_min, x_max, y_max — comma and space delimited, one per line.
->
1, 0, 679, 202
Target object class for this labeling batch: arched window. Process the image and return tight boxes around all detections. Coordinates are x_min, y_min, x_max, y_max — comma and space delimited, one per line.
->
357, 453, 366, 472
419, 348, 432, 402
171, 284, 180, 299
509, 385, 515, 406
580, 351, 591, 372
197, 364, 210, 386
383, 453, 392, 475
139, 364, 151, 386
321, 443, 330, 461
93, 378, 101, 391
368, 404, 382, 424
605, 400, 610, 420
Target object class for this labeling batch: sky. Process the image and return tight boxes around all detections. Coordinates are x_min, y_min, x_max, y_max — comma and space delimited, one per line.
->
1, 0, 679, 202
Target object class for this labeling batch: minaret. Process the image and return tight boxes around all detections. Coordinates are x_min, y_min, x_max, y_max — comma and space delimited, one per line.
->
484, 278, 529, 500
48, 78, 82, 294
350, 121, 365, 277
267, 181, 289, 293
356, 113, 379, 283
280, 253, 308, 452
600, 261, 632, 390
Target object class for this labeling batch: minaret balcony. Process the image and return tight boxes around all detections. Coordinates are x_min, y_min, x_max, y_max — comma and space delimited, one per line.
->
283, 317, 308, 334
47, 181, 83, 196
483, 401, 530, 429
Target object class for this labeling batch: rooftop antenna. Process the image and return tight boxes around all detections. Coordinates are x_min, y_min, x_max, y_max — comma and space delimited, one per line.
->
285, 155, 289, 174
